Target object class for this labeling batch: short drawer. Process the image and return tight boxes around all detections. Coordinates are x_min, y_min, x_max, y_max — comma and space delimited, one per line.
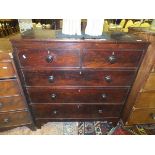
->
0, 80, 20, 97
0, 95, 27, 112
127, 108, 155, 125
134, 91, 155, 108
18, 49, 80, 68
143, 73, 155, 90
31, 104, 123, 119
23, 69, 135, 87
0, 111, 31, 128
82, 49, 143, 68
27, 87, 129, 104
0, 62, 15, 78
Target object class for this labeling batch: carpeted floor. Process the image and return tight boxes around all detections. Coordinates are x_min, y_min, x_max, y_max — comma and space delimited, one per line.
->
1, 121, 155, 135
0, 122, 78, 135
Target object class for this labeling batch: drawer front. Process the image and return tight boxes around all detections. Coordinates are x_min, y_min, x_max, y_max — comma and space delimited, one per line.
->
0, 96, 27, 112
31, 104, 122, 119
0, 62, 15, 78
82, 49, 143, 68
127, 108, 155, 125
143, 73, 155, 90
18, 49, 80, 68
23, 69, 135, 87
134, 91, 155, 108
0, 111, 31, 128
27, 88, 129, 103
0, 80, 20, 96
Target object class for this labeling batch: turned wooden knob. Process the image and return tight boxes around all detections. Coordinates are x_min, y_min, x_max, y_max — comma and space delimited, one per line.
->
108, 55, 117, 64
105, 75, 112, 82
46, 55, 53, 63
102, 94, 107, 99
51, 93, 56, 99
48, 75, 54, 83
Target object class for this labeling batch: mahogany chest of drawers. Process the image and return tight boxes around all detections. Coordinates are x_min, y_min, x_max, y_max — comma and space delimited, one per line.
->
11, 30, 149, 128
0, 52, 33, 131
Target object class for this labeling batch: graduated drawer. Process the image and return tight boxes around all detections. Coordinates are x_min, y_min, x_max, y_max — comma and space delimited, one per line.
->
143, 73, 155, 90
0, 95, 27, 112
127, 108, 155, 125
23, 69, 135, 87
27, 87, 129, 104
0, 79, 20, 97
31, 104, 122, 119
82, 49, 143, 68
0, 111, 31, 128
17, 49, 80, 68
0, 62, 15, 78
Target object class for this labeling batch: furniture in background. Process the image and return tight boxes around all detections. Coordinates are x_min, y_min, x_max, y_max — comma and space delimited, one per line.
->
0, 19, 19, 38
122, 27, 155, 125
11, 30, 149, 128
104, 19, 152, 32
0, 52, 34, 131
32, 19, 62, 30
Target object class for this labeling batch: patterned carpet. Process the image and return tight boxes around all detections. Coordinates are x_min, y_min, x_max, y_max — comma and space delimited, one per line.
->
0, 121, 155, 135
78, 121, 113, 135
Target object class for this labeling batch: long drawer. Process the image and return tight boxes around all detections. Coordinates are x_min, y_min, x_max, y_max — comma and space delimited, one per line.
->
0, 79, 20, 96
0, 111, 31, 128
27, 87, 129, 104
0, 62, 15, 78
31, 104, 123, 119
82, 49, 143, 68
127, 108, 155, 125
17, 49, 80, 68
23, 69, 135, 87
0, 95, 27, 112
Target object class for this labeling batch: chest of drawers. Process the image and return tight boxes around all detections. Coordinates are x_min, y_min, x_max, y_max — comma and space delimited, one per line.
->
122, 28, 155, 125
11, 30, 149, 128
0, 52, 33, 131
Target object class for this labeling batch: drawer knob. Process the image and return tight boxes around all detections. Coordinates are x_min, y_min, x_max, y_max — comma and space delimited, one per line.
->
51, 93, 56, 99
3, 118, 9, 123
151, 113, 155, 120
77, 104, 80, 109
98, 109, 103, 114
46, 55, 53, 63
0, 103, 3, 108
105, 75, 112, 82
108, 55, 117, 64
102, 94, 107, 99
53, 110, 58, 114
48, 75, 54, 83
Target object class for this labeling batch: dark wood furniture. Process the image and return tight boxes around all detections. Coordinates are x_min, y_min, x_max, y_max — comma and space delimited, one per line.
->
11, 30, 149, 128
122, 28, 155, 125
0, 52, 33, 131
